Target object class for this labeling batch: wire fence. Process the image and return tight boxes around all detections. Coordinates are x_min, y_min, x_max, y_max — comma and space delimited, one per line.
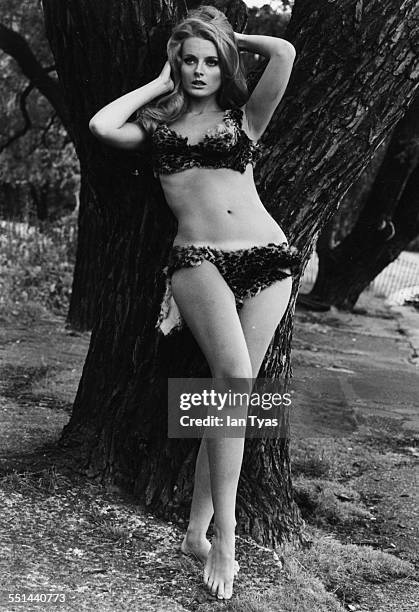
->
300, 251, 419, 305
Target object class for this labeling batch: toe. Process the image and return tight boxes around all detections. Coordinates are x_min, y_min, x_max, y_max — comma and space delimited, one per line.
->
204, 574, 211, 588
224, 582, 233, 600
210, 579, 218, 596
203, 565, 210, 583
216, 582, 225, 600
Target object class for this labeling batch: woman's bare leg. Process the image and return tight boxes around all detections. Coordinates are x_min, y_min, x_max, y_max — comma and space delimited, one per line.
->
182, 276, 294, 554
203, 432, 247, 599
238, 277, 293, 380
171, 261, 252, 599
181, 435, 242, 576
181, 437, 213, 558
202, 278, 293, 599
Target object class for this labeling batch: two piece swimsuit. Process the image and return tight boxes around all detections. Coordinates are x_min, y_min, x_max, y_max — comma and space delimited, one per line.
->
151, 107, 302, 336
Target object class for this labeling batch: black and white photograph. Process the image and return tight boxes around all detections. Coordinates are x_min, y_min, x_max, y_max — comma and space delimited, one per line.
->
1, 1, 418, 610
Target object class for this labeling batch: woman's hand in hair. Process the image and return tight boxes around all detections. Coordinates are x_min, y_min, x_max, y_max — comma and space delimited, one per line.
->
157, 60, 175, 93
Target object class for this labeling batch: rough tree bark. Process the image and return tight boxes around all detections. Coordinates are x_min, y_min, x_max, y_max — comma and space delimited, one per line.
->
308, 91, 419, 309
41, 0, 419, 548
322, 134, 390, 250
298, 135, 390, 310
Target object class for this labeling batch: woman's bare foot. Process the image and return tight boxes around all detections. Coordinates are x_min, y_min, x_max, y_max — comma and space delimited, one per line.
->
181, 531, 240, 575
180, 533, 211, 562
203, 525, 236, 600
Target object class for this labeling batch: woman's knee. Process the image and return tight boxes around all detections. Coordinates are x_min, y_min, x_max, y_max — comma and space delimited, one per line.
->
212, 360, 253, 389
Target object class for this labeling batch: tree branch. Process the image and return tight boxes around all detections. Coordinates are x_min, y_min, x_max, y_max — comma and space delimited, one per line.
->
0, 83, 34, 152
40, 112, 58, 147
0, 22, 72, 135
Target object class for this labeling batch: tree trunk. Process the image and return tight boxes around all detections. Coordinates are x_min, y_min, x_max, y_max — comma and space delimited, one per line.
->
29, 181, 49, 220
65, 173, 105, 330
309, 91, 419, 309
41, 0, 419, 548
323, 135, 391, 248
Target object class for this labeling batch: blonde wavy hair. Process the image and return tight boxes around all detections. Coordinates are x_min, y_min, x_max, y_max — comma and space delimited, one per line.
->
136, 5, 248, 133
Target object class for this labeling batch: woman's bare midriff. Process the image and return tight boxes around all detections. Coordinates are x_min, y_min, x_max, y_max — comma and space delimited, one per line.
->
160, 164, 288, 250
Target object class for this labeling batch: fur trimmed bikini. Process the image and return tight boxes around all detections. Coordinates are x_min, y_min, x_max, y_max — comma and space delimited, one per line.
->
151, 107, 302, 336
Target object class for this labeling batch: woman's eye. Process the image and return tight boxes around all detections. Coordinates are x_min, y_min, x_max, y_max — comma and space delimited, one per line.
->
183, 57, 218, 66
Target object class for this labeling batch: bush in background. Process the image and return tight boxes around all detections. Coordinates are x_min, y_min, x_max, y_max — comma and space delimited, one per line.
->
0, 213, 77, 318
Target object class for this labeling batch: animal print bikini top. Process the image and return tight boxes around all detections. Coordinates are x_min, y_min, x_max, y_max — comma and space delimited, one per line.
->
151, 107, 261, 178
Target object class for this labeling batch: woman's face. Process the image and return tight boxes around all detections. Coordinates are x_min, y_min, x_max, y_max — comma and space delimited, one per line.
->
180, 37, 222, 100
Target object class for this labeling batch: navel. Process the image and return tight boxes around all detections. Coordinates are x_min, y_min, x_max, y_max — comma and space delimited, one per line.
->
227, 209, 232, 214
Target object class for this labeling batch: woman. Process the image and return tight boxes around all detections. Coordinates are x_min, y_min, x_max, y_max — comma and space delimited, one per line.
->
89, 5, 300, 601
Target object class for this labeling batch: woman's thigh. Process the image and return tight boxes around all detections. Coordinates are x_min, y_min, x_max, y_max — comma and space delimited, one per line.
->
238, 277, 293, 378
170, 260, 252, 378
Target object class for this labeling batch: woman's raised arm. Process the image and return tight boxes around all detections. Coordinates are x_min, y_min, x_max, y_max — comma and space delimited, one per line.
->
234, 33, 296, 141
88, 61, 174, 150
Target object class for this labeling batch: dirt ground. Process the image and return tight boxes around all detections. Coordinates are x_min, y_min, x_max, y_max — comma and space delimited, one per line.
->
0, 291, 418, 611
291, 293, 419, 577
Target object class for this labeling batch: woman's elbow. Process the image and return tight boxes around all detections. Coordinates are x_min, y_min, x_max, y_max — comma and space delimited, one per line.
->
89, 117, 99, 134
89, 117, 108, 137
274, 40, 296, 61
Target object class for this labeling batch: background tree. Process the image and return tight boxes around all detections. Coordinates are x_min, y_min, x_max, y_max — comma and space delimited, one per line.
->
0, 0, 105, 330
244, 3, 290, 82
0, 0, 78, 221
246, 4, 289, 38
40, 0, 419, 547
303, 91, 419, 310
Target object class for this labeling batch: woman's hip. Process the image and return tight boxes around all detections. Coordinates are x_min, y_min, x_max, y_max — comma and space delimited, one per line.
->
166, 241, 302, 278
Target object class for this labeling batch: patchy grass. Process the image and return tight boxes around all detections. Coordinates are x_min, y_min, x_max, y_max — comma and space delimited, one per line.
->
290, 436, 403, 482
291, 445, 332, 478
291, 527, 415, 603
0, 215, 76, 320
30, 366, 85, 406
293, 476, 373, 526
0, 466, 71, 497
